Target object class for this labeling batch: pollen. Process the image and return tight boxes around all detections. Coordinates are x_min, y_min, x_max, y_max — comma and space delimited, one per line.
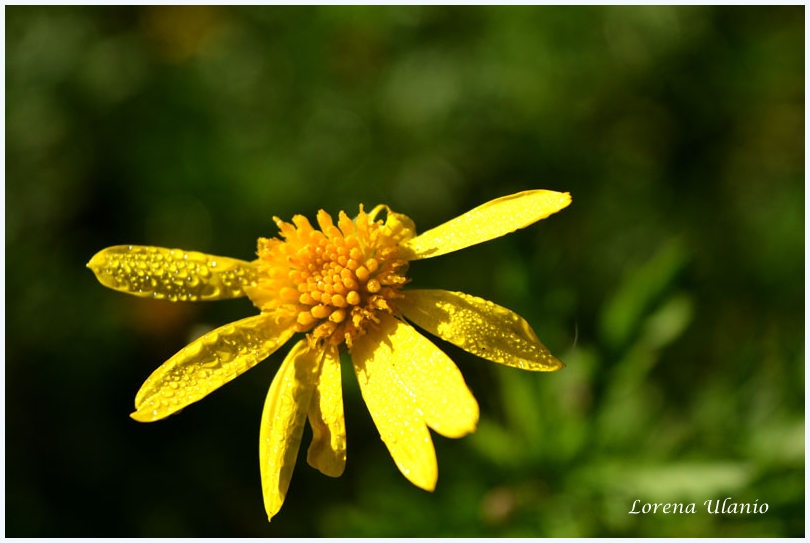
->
247, 205, 415, 347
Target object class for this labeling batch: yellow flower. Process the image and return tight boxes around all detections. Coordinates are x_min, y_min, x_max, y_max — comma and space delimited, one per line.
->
87, 189, 571, 522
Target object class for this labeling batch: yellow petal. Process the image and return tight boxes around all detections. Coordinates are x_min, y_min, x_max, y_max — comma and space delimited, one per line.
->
306, 343, 347, 477
87, 245, 257, 301
131, 314, 295, 422
260, 340, 320, 522
351, 315, 438, 491
398, 289, 563, 371
368, 204, 417, 244
377, 314, 478, 438
402, 190, 571, 260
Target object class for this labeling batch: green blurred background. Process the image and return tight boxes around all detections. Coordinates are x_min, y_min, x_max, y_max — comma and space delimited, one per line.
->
5, 5, 804, 537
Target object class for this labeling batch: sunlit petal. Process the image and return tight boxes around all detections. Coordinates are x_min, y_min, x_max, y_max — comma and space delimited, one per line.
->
351, 315, 438, 491
398, 289, 563, 371
376, 315, 478, 438
260, 340, 320, 522
402, 190, 571, 260
306, 343, 347, 477
87, 245, 257, 301
131, 314, 295, 422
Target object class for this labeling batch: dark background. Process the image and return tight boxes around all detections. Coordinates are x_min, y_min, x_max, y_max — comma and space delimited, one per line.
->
6, 5, 804, 537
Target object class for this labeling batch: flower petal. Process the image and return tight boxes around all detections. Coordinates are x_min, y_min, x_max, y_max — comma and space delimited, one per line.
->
368, 204, 417, 244
131, 314, 295, 422
260, 339, 320, 522
402, 190, 571, 260
87, 245, 257, 301
398, 289, 563, 371
377, 315, 479, 438
351, 314, 438, 491
306, 343, 347, 477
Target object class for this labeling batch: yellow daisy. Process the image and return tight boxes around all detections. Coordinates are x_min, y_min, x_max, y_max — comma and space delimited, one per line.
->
87, 189, 571, 522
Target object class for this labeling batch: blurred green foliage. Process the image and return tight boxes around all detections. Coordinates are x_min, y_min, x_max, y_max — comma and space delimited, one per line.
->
5, 5, 803, 537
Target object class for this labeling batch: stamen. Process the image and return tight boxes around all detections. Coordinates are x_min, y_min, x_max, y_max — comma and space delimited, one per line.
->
248, 205, 412, 346
355, 265, 370, 282
311, 304, 331, 319
297, 312, 316, 327
342, 276, 359, 291
329, 309, 346, 323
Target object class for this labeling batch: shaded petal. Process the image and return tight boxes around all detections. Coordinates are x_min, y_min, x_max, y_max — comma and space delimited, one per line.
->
398, 289, 563, 371
87, 245, 257, 301
402, 190, 571, 260
368, 204, 417, 244
306, 343, 347, 477
131, 314, 295, 422
260, 340, 321, 522
351, 314, 438, 491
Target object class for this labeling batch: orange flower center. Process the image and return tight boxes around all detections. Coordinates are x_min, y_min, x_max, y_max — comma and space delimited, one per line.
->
247, 205, 416, 347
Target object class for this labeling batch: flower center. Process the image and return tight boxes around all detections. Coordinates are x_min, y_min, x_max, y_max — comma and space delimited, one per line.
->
247, 205, 415, 347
